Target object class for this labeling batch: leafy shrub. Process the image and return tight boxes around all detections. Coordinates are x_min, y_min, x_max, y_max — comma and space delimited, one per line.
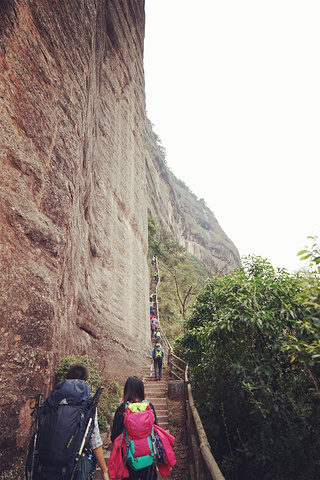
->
179, 256, 320, 480
283, 236, 320, 364
56, 355, 102, 388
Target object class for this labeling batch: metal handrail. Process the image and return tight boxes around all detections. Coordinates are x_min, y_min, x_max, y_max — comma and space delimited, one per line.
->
150, 256, 226, 480
185, 365, 225, 480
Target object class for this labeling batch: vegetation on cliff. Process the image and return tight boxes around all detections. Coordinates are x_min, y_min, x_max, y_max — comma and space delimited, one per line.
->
148, 218, 226, 341
177, 239, 320, 480
145, 117, 241, 272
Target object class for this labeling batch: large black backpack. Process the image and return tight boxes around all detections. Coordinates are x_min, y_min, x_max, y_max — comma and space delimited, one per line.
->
27, 379, 98, 480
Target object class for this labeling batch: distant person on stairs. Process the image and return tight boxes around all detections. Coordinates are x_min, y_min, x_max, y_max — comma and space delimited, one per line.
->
149, 293, 155, 303
150, 317, 157, 336
154, 328, 160, 343
152, 343, 165, 381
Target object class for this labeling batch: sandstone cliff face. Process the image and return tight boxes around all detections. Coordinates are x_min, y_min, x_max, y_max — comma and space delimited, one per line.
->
0, 0, 149, 475
145, 121, 241, 273
0, 1, 240, 476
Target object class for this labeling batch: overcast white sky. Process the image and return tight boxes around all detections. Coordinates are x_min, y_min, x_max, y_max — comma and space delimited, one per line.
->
144, 0, 319, 272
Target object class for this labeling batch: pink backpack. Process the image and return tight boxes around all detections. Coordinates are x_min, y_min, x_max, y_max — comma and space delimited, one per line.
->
123, 401, 155, 470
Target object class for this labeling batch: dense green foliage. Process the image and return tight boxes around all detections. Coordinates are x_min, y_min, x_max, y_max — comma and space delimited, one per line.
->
179, 254, 320, 480
57, 355, 121, 432
283, 236, 320, 365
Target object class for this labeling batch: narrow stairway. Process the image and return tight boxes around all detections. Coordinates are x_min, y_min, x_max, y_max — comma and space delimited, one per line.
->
143, 367, 169, 432
143, 367, 173, 480
148, 257, 173, 478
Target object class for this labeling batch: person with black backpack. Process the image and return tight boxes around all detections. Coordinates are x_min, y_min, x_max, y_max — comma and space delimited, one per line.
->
26, 363, 110, 480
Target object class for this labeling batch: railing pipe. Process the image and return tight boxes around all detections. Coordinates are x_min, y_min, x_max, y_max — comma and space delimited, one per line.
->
185, 366, 225, 480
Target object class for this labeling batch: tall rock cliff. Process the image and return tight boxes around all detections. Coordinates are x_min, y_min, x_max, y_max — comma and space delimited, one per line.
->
145, 121, 240, 273
0, 1, 149, 476
0, 1, 240, 476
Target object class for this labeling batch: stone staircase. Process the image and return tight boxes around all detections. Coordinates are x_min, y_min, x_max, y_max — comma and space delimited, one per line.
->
143, 366, 173, 480
143, 367, 169, 432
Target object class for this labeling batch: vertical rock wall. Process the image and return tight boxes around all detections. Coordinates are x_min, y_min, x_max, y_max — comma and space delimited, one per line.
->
145, 121, 241, 272
0, 0, 148, 475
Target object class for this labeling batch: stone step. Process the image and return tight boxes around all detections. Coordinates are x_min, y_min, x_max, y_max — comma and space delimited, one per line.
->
152, 404, 167, 411
146, 390, 166, 394
145, 381, 166, 387
144, 375, 167, 380
155, 411, 168, 418
145, 384, 167, 390
148, 405, 167, 414
146, 398, 167, 405
150, 404, 167, 411
153, 410, 168, 420
144, 371, 167, 377
145, 388, 167, 394
145, 392, 166, 399
145, 378, 166, 381
158, 424, 169, 431
145, 377, 166, 381
145, 380, 166, 385
145, 386, 167, 392
148, 402, 167, 409
149, 398, 167, 405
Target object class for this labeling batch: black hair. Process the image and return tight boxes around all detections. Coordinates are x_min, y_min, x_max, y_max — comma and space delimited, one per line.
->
66, 364, 89, 381
123, 376, 145, 405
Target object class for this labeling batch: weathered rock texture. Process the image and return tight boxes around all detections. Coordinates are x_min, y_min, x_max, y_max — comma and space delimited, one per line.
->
0, 0, 148, 476
0, 0, 240, 477
145, 121, 241, 273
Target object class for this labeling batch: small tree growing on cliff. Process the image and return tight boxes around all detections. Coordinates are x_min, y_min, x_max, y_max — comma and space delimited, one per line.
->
148, 219, 209, 331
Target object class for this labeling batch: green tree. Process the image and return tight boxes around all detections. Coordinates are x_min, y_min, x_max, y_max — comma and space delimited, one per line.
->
161, 253, 207, 319
179, 256, 320, 480
148, 220, 208, 330
283, 236, 320, 367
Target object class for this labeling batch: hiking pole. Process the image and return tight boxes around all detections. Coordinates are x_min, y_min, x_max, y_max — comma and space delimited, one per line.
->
70, 386, 104, 480
28, 393, 43, 480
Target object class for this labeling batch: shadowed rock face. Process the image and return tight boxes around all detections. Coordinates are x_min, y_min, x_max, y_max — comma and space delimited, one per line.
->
0, 1, 240, 476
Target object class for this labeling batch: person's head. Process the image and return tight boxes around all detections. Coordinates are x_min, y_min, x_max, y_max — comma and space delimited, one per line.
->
123, 376, 145, 404
66, 364, 89, 381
